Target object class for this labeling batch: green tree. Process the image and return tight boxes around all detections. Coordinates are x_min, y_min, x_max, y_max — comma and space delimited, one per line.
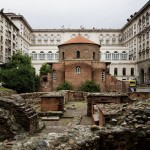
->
77, 80, 100, 92
40, 63, 51, 76
0, 52, 39, 93
5, 52, 32, 69
56, 81, 72, 91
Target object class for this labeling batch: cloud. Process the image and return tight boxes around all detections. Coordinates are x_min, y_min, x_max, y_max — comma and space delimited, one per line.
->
1, 0, 149, 29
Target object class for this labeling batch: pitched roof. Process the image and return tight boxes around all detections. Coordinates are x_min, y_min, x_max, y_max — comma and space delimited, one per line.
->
59, 35, 100, 46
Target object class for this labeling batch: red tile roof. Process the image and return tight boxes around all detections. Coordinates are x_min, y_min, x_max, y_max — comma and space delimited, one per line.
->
59, 35, 100, 46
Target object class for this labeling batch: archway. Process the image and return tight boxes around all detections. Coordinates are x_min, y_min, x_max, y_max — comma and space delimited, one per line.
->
140, 69, 144, 84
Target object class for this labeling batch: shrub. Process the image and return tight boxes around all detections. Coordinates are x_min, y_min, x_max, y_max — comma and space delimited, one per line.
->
56, 81, 72, 91
77, 80, 100, 92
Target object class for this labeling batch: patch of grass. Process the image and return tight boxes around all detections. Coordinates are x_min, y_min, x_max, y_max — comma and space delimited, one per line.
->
0, 87, 15, 92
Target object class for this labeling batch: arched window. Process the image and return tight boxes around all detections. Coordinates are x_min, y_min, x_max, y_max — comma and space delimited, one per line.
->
76, 66, 81, 74
112, 51, 119, 60
62, 52, 64, 60
47, 51, 53, 60
93, 52, 95, 60
39, 51, 45, 60
114, 68, 118, 76
77, 51, 80, 59
52, 70, 56, 82
31, 51, 37, 60
120, 51, 127, 60
131, 68, 134, 76
55, 51, 59, 60
122, 68, 126, 76
105, 51, 111, 60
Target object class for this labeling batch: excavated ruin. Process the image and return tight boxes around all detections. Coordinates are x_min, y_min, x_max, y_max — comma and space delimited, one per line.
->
0, 92, 150, 149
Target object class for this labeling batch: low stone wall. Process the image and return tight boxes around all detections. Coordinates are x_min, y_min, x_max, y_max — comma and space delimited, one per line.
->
87, 93, 130, 116
128, 92, 150, 100
0, 90, 16, 97
41, 94, 64, 111
19, 92, 49, 104
0, 97, 39, 141
67, 91, 87, 101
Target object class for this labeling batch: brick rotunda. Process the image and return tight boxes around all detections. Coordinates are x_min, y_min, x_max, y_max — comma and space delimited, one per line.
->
40, 35, 129, 92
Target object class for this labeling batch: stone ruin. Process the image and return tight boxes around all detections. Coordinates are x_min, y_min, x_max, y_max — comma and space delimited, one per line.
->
0, 95, 39, 142
0, 94, 149, 149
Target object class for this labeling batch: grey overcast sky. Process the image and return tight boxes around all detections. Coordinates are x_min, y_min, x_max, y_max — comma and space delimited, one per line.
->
1, 0, 149, 29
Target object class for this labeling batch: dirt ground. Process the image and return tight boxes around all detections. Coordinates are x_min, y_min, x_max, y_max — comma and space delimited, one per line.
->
41, 101, 94, 133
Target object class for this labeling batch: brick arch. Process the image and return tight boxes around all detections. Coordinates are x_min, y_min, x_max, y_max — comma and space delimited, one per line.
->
0, 97, 39, 133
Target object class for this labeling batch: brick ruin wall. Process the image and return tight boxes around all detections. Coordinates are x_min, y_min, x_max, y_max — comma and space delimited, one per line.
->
0, 97, 39, 141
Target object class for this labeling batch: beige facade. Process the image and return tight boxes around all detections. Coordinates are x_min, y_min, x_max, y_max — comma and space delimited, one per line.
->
0, 1, 149, 84
0, 11, 19, 64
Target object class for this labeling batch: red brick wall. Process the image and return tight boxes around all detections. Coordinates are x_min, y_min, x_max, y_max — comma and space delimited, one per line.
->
64, 61, 92, 90
59, 44, 100, 61
41, 97, 59, 111
52, 63, 65, 90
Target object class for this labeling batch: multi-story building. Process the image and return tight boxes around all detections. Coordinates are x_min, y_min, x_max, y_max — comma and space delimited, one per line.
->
0, 1, 149, 84
121, 1, 150, 84
5, 13, 32, 55
0, 11, 19, 64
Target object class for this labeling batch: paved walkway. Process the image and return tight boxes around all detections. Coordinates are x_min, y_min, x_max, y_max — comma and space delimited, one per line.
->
41, 101, 94, 133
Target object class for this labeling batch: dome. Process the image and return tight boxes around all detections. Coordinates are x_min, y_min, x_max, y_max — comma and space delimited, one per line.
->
59, 35, 100, 46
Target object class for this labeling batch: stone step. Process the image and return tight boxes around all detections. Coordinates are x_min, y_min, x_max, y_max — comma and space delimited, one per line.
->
28, 113, 38, 119
41, 116, 60, 121
38, 111, 63, 117
25, 110, 35, 116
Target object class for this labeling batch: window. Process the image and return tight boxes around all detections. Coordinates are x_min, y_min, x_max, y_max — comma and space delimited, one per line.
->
131, 68, 134, 76
93, 52, 95, 60
120, 51, 127, 60
114, 68, 118, 76
76, 66, 80, 74
39, 51, 45, 60
31, 51, 37, 60
62, 52, 64, 60
143, 34, 145, 41
105, 51, 111, 60
147, 32, 149, 39
112, 51, 119, 60
52, 70, 56, 82
55, 51, 59, 60
47, 51, 53, 60
101, 71, 105, 81
77, 51, 80, 58
146, 12, 149, 26
122, 68, 126, 76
